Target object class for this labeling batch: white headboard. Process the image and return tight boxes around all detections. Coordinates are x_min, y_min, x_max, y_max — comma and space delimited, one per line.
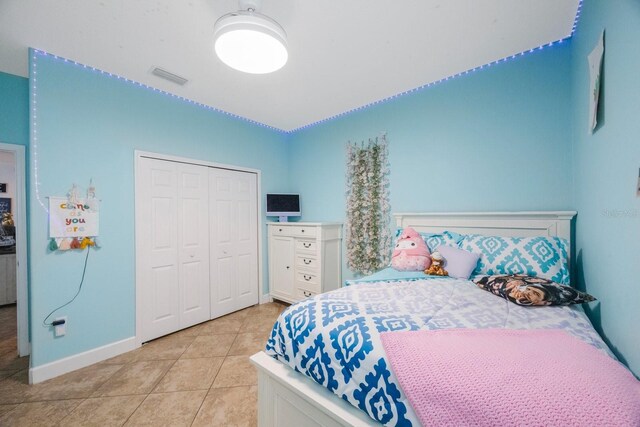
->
394, 211, 577, 257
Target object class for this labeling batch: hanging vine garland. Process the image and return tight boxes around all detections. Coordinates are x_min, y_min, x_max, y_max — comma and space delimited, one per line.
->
345, 134, 391, 275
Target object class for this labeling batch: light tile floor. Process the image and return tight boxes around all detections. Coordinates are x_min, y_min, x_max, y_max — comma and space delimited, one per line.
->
0, 301, 288, 426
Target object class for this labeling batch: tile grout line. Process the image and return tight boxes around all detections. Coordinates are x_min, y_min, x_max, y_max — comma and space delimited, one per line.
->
121, 357, 181, 426
121, 393, 150, 426
0, 304, 285, 425
142, 308, 254, 426
149, 357, 180, 394
189, 303, 285, 426
190, 327, 241, 427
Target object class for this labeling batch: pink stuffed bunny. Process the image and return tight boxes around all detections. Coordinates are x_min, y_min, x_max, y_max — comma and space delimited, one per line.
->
391, 227, 432, 271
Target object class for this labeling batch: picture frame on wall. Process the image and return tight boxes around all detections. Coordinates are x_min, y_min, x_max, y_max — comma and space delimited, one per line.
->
588, 30, 605, 134
0, 198, 11, 214
0, 183, 6, 193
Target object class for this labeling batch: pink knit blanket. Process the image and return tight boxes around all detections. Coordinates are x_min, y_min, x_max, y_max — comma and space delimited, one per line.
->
381, 329, 640, 427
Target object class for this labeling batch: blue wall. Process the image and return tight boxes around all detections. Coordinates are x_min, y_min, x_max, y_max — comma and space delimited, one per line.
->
288, 44, 574, 279
570, 0, 640, 375
0, 71, 29, 148
29, 52, 289, 366
26, 2, 640, 377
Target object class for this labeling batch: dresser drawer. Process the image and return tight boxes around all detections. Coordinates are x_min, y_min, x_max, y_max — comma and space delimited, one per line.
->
296, 272, 320, 292
295, 240, 317, 253
270, 225, 295, 237
292, 226, 316, 238
296, 287, 317, 300
296, 255, 318, 272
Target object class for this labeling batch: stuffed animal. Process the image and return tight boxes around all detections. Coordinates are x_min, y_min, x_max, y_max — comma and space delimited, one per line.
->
1, 213, 13, 227
391, 227, 431, 271
425, 252, 448, 276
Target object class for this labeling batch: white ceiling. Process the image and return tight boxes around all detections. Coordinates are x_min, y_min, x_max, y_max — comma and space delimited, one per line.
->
0, 0, 579, 132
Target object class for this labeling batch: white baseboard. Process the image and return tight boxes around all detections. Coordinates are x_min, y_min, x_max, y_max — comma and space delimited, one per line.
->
29, 337, 137, 384
260, 293, 272, 304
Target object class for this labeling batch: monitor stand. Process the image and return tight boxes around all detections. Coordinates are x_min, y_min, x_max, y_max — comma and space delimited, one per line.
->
278, 216, 289, 222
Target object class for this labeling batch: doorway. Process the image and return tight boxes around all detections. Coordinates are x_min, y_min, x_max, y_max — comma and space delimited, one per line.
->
0, 142, 29, 359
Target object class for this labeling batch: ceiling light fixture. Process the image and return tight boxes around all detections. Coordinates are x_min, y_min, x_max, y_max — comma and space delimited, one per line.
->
213, 0, 288, 74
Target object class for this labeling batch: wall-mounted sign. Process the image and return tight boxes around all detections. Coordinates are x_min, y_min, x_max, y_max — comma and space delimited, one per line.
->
0, 198, 10, 214
0, 183, 6, 193
49, 197, 99, 238
588, 30, 605, 134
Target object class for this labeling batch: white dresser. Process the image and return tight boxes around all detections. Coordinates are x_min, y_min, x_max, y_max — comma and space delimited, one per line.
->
0, 253, 16, 305
268, 222, 342, 303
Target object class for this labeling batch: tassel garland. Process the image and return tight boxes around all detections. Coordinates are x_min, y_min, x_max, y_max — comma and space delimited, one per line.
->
47, 236, 99, 251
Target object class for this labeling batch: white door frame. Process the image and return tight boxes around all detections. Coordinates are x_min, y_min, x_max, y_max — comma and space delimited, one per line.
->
134, 150, 263, 348
0, 142, 29, 357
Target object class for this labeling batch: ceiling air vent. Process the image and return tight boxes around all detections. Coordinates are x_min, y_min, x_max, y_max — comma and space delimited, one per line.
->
151, 67, 189, 86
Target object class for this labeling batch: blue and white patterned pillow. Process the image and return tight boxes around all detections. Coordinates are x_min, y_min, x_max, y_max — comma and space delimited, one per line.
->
393, 228, 463, 252
460, 234, 570, 285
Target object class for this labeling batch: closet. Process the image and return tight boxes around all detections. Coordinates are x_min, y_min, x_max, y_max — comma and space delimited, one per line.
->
136, 155, 259, 343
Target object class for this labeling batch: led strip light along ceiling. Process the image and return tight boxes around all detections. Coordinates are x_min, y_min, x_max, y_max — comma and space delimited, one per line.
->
21, 0, 582, 149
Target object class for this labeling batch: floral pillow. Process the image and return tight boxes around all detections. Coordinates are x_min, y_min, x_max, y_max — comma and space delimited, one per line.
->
460, 234, 571, 285
474, 274, 596, 306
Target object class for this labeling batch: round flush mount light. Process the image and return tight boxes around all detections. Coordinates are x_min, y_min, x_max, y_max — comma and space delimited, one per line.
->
213, 9, 288, 74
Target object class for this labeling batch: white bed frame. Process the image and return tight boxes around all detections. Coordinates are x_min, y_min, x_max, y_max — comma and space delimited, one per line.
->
251, 211, 576, 427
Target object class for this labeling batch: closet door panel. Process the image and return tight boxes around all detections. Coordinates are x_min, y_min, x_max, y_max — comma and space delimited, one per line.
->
139, 158, 180, 342
215, 255, 234, 303
151, 266, 177, 320
234, 173, 259, 308
237, 253, 253, 298
210, 171, 236, 317
177, 163, 210, 328
210, 168, 259, 318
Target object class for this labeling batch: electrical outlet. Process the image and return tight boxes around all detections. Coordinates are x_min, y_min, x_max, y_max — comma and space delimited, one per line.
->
53, 316, 67, 337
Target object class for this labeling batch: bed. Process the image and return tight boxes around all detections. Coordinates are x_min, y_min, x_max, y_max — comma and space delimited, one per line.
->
249, 212, 623, 426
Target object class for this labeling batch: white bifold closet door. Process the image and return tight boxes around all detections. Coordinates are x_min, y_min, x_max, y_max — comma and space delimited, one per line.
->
138, 158, 211, 343
209, 168, 259, 318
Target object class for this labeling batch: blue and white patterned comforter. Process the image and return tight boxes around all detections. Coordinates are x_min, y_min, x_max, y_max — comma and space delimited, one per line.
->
265, 277, 610, 426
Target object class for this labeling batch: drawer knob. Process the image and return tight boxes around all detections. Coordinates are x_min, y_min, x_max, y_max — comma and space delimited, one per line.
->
301, 229, 305, 233
304, 275, 311, 281
279, 228, 282, 232
304, 291, 311, 297
286, 266, 290, 269
304, 259, 311, 265
303, 243, 311, 248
